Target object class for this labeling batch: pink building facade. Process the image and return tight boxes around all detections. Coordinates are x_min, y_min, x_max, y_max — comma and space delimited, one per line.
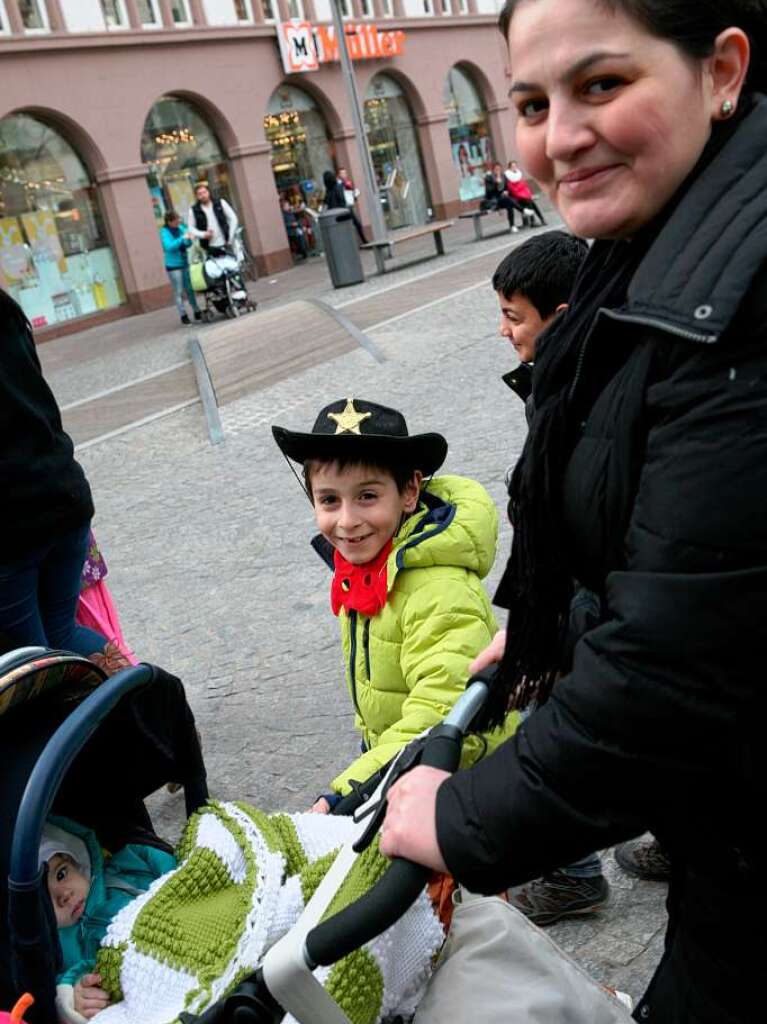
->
0, 0, 512, 339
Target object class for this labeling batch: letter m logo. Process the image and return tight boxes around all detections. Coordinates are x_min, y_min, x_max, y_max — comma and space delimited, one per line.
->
279, 20, 320, 73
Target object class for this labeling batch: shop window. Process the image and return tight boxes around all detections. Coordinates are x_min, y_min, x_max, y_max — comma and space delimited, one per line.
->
19, 0, 50, 31
380, 0, 393, 16
265, 85, 334, 257
137, 0, 161, 27
364, 74, 431, 231
170, 0, 192, 23
0, 114, 125, 328
286, 0, 304, 18
142, 95, 236, 238
360, 0, 373, 17
0, 1, 10, 34
444, 66, 493, 201
339, 0, 351, 18
258, 0, 274, 21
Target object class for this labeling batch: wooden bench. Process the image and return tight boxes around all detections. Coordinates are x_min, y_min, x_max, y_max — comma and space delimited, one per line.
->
361, 219, 454, 271
458, 209, 514, 242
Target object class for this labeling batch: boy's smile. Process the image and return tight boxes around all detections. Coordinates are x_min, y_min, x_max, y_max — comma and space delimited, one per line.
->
47, 853, 90, 928
311, 462, 421, 566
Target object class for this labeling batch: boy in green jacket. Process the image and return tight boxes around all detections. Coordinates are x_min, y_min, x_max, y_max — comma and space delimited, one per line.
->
272, 398, 518, 811
40, 818, 176, 1021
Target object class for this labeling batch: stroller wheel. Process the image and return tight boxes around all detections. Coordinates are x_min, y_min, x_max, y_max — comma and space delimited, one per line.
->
202, 308, 216, 323
224, 304, 237, 319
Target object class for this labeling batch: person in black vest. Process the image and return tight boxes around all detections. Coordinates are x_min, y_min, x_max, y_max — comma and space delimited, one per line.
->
0, 289, 107, 660
187, 182, 239, 258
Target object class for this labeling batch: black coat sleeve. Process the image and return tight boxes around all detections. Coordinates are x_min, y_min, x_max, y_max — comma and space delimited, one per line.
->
437, 329, 767, 894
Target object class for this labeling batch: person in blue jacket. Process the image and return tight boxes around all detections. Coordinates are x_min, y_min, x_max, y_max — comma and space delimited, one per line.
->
40, 818, 176, 1021
160, 210, 200, 326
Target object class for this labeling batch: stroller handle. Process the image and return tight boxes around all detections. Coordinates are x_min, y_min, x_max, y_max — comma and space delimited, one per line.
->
304, 673, 493, 968
9, 663, 154, 885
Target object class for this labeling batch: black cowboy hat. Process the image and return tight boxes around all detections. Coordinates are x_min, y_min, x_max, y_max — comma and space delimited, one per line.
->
272, 398, 447, 477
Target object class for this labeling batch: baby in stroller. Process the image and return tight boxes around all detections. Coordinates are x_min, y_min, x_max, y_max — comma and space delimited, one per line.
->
189, 246, 256, 322
41, 819, 176, 1022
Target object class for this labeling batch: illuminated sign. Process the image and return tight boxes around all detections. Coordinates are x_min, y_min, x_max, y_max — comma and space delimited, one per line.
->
277, 19, 406, 74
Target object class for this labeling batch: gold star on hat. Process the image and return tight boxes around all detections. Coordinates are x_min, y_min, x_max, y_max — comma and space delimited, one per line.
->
327, 398, 372, 435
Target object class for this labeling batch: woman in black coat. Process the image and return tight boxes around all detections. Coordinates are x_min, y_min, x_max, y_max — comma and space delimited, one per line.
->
0, 290, 106, 658
381, 1, 767, 1020
322, 169, 366, 244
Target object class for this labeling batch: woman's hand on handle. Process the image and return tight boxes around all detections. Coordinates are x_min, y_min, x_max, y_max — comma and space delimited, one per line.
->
379, 766, 450, 873
469, 629, 506, 675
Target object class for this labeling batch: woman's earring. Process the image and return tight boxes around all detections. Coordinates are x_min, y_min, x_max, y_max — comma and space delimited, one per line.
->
721, 99, 735, 118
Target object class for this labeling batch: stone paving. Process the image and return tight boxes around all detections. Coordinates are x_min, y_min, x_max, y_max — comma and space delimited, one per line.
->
42, 210, 667, 1007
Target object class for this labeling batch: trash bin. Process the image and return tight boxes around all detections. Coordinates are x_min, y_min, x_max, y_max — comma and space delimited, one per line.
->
318, 209, 364, 287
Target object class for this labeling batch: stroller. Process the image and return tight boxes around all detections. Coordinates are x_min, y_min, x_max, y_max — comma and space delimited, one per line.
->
2, 647, 208, 1023
189, 247, 257, 322
3, 642, 491, 1024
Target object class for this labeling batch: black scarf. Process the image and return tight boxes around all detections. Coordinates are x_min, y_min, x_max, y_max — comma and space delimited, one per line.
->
481, 108, 752, 730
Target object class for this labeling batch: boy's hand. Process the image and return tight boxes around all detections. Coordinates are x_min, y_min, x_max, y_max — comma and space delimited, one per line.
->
309, 797, 331, 814
74, 974, 111, 1019
469, 629, 506, 674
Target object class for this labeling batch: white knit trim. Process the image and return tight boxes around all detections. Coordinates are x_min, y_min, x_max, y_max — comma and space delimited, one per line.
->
290, 812, 356, 862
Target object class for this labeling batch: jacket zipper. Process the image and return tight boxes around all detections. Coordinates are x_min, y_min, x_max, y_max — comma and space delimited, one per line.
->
598, 307, 718, 344
363, 618, 371, 681
348, 610, 361, 716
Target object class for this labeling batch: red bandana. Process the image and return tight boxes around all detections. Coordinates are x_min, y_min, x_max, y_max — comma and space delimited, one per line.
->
331, 540, 392, 618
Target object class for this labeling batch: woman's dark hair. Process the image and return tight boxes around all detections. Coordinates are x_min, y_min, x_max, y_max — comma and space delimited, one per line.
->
499, 0, 767, 94
163, 210, 181, 227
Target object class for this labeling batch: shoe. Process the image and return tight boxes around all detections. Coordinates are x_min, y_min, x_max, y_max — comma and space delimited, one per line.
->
508, 870, 609, 926
511, 225, 520, 233
194, 310, 203, 321
180, 314, 191, 325
614, 836, 671, 881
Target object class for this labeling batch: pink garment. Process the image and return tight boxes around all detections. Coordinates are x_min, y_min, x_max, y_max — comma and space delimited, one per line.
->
76, 579, 138, 665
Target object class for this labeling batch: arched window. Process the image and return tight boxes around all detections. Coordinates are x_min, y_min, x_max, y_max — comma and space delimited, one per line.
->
0, 113, 124, 327
142, 96, 233, 224
443, 66, 493, 201
364, 74, 430, 229
265, 85, 334, 212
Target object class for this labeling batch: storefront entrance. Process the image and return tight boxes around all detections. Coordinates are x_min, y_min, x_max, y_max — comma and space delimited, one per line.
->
142, 96, 234, 225
0, 113, 124, 330
443, 66, 493, 202
364, 74, 430, 231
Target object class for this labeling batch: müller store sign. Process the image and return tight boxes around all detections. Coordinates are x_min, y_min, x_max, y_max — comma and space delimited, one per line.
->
277, 18, 406, 74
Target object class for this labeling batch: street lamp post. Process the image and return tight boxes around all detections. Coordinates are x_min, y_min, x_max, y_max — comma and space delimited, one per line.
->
329, 0, 389, 274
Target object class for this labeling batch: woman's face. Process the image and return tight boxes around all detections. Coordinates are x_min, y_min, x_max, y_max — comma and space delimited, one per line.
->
507, 0, 719, 239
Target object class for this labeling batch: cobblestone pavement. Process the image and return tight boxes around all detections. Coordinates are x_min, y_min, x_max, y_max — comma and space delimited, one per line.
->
47, 218, 666, 1006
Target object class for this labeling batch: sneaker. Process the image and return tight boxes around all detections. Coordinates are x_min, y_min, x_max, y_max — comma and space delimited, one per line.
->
180, 314, 191, 325
193, 310, 203, 321
614, 836, 671, 881
508, 870, 609, 926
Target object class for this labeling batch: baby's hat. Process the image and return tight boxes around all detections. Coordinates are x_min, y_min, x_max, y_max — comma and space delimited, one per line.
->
39, 822, 92, 880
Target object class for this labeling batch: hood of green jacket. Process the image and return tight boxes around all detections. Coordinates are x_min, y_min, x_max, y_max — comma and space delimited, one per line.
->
388, 474, 497, 584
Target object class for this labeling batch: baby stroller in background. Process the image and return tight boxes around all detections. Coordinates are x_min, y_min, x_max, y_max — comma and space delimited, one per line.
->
189, 246, 257, 322
2, 647, 207, 1023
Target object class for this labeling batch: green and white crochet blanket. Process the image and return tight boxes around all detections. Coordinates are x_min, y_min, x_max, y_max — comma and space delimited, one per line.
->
94, 801, 444, 1024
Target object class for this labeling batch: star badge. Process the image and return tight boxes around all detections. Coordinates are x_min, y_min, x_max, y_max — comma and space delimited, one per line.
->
327, 398, 372, 435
